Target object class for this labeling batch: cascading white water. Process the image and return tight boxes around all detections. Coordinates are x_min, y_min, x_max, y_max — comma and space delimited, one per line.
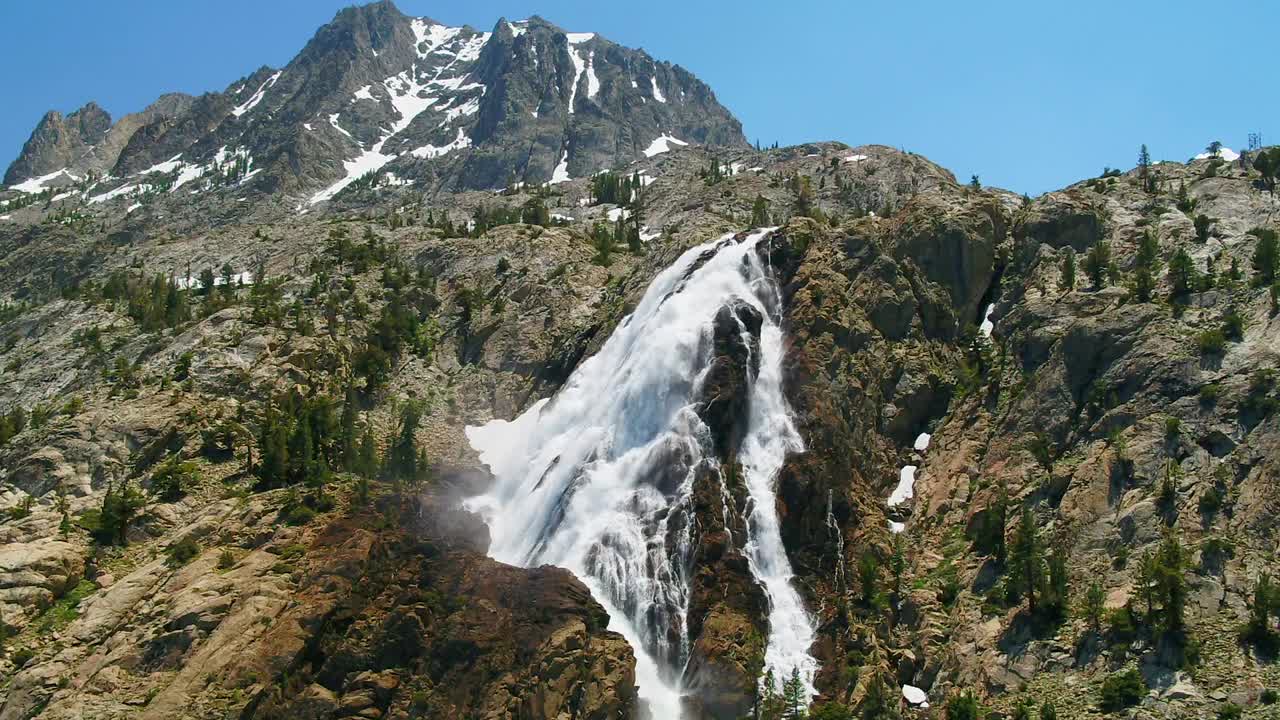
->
464, 228, 817, 716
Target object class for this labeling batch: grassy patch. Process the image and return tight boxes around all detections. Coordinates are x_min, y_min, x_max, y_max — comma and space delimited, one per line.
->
33, 579, 96, 635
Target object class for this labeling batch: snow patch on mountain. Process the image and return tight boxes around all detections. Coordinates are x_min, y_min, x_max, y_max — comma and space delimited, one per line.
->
550, 151, 571, 184
642, 134, 688, 157
410, 19, 462, 58
585, 52, 601, 99
10, 168, 78, 193
410, 128, 472, 159
140, 155, 184, 175
566, 41, 587, 113
651, 75, 666, 103
329, 114, 354, 140
231, 71, 281, 118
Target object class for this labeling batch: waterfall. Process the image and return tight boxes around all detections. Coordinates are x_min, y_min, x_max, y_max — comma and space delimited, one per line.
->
464, 228, 817, 716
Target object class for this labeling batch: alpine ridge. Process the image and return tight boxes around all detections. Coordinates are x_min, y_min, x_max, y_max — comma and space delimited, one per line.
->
3, 1, 745, 206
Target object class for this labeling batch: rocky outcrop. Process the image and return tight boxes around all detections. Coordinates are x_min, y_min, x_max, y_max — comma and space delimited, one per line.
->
249, 495, 638, 720
3, 104, 110, 186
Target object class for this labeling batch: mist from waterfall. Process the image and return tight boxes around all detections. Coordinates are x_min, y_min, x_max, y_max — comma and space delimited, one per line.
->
464, 228, 816, 716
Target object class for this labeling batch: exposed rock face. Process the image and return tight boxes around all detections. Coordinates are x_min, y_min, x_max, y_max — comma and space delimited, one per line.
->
5, 0, 745, 201
681, 296, 770, 720
248, 497, 638, 720
0, 490, 638, 720
3, 104, 110, 185
1012, 189, 1105, 252
4, 96, 194, 188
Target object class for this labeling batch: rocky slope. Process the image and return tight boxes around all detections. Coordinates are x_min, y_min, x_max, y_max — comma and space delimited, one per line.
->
2, 6, 1280, 720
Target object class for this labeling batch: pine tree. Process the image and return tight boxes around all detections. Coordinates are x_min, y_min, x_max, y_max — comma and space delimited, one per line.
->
257, 402, 290, 488
1243, 573, 1277, 645
1042, 548, 1069, 620
1059, 250, 1077, 291
1136, 229, 1159, 268
1137, 144, 1154, 193
1132, 231, 1159, 303
1168, 248, 1197, 298
1194, 214, 1213, 243
385, 401, 423, 482
1084, 580, 1105, 634
287, 410, 316, 485
339, 387, 358, 471
1136, 548, 1158, 618
1253, 148, 1278, 194
1133, 266, 1155, 303
1040, 701, 1058, 720
889, 532, 906, 607
1175, 180, 1194, 213
758, 669, 785, 720
1084, 242, 1112, 290
858, 551, 880, 606
591, 223, 613, 266
781, 668, 807, 719
945, 690, 981, 720
1154, 529, 1188, 632
1251, 228, 1279, 285
96, 477, 146, 546
751, 195, 771, 228
1008, 505, 1043, 612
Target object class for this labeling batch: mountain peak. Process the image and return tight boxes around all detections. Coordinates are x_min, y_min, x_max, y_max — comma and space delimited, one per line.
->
5, 3, 746, 205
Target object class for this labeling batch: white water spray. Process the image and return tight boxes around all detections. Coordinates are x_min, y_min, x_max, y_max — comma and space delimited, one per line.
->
465, 229, 817, 716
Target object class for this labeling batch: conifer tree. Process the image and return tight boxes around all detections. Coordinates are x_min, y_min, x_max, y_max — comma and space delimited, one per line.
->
385, 401, 423, 483
1133, 263, 1155, 302
287, 408, 316, 485
1253, 148, 1278, 194
1251, 228, 1279, 285
257, 402, 290, 488
1242, 573, 1277, 646
1136, 548, 1158, 618
1042, 548, 1069, 620
1137, 144, 1154, 193
1084, 580, 1105, 634
781, 668, 807, 719
339, 387, 358, 471
1084, 242, 1112, 290
751, 195, 771, 228
757, 669, 785, 720
858, 551, 880, 607
889, 532, 906, 607
1168, 248, 1197, 298
1154, 529, 1188, 632
1136, 230, 1157, 301
1194, 214, 1213, 243
1008, 505, 1043, 612
1059, 250, 1077, 291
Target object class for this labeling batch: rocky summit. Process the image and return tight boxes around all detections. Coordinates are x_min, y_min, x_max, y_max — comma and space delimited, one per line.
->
3, 0, 743, 205
1, 3, 1279, 720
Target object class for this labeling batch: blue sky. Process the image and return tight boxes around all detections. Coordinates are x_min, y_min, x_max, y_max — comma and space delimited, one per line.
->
2, 1, 1274, 194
